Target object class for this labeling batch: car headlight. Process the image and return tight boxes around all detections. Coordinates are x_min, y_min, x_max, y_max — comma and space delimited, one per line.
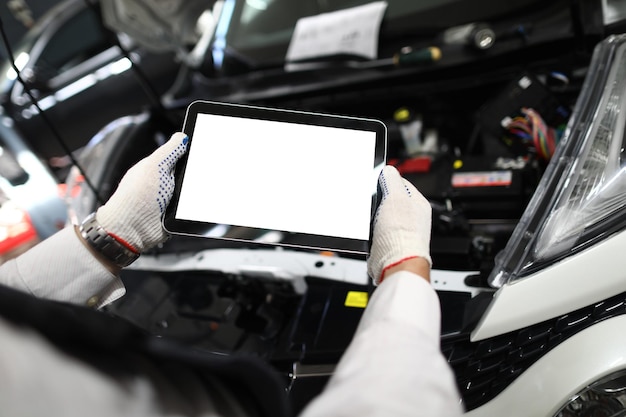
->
489, 34, 626, 288
553, 370, 626, 417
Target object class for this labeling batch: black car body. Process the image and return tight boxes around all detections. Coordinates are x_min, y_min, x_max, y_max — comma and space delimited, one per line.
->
0, 0, 180, 172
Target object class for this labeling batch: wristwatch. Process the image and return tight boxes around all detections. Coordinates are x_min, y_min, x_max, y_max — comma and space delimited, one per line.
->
79, 213, 139, 268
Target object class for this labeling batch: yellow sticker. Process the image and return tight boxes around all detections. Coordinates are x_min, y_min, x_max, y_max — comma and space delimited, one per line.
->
344, 291, 369, 308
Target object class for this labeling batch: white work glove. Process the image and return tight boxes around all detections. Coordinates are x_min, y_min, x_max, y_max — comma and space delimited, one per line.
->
96, 132, 189, 252
367, 165, 432, 285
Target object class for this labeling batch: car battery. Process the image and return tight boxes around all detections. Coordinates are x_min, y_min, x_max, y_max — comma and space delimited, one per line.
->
403, 153, 537, 221
448, 156, 537, 220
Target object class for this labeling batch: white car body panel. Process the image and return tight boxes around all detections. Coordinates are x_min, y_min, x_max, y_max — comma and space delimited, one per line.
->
131, 248, 481, 296
472, 229, 626, 341
467, 315, 626, 416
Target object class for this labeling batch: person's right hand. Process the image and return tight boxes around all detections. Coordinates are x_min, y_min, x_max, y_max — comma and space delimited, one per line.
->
367, 165, 432, 285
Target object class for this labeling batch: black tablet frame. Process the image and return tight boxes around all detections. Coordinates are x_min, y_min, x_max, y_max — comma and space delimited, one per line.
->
163, 100, 387, 254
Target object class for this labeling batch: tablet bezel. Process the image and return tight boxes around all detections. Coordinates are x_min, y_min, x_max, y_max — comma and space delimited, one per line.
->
163, 100, 387, 254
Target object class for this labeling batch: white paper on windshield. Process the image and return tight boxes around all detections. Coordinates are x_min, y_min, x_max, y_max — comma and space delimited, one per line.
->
286, 1, 388, 62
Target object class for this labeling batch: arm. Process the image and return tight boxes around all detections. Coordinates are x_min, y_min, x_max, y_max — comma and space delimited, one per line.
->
299, 166, 463, 417
299, 270, 462, 417
382, 256, 430, 282
0, 227, 122, 308
0, 132, 188, 308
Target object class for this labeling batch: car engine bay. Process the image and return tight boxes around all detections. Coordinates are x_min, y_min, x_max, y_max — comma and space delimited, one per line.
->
99, 55, 590, 414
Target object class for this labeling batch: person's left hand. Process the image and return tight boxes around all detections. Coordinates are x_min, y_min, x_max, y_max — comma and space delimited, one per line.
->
96, 132, 188, 253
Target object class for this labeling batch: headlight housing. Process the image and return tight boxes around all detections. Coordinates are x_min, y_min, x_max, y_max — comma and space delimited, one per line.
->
489, 34, 626, 287
554, 370, 626, 417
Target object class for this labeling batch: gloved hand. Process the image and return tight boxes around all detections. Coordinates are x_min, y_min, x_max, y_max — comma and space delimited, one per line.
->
96, 132, 189, 253
367, 165, 432, 285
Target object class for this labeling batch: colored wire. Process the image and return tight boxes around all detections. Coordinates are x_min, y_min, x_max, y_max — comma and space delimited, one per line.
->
504, 107, 560, 160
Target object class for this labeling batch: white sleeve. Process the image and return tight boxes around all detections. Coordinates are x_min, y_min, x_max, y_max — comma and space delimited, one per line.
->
299, 271, 464, 417
0, 227, 125, 308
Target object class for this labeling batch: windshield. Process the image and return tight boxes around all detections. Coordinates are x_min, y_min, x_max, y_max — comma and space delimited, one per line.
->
212, 0, 545, 69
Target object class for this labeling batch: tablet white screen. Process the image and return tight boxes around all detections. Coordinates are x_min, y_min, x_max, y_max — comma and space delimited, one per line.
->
175, 113, 377, 240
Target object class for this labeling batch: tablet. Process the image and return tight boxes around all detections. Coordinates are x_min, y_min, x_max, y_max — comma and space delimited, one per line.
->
163, 100, 387, 254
